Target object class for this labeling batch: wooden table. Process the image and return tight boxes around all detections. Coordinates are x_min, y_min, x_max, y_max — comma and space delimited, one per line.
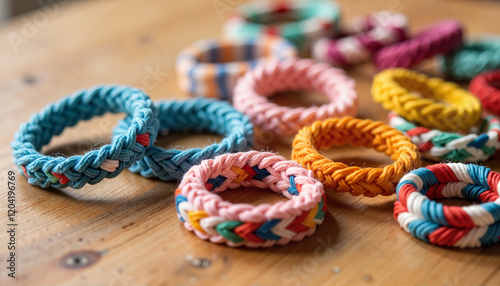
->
1, 0, 500, 285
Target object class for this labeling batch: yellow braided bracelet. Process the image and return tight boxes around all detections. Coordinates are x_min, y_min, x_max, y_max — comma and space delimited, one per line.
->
372, 68, 482, 132
292, 117, 421, 197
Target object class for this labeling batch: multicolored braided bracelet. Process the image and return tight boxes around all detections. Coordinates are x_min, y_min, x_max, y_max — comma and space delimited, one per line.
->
176, 35, 297, 100
114, 98, 254, 181
292, 117, 421, 197
223, 0, 340, 51
372, 68, 482, 132
470, 70, 500, 115
233, 58, 358, 136
373, 19, 463, 70
312, 11, 408, 67
438, 38, 500, 81
175, 151, 327, 247
395, 163, 500, 248
11, 85, 159, 189
389, 112, 500, 162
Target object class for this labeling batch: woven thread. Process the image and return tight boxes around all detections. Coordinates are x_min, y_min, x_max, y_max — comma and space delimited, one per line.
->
312, 11, 408, 67
372, 68, 482, 132
438, 38, 500, 81
373, 19, 463, 70
292, 116, 421, 197
176, 35, 297, 99
114, 98, 254, 181
389, 112, 500, 162
175, 151, 327, 247
470, 70, 500, 115
395, 163, 500, 248
233, 58, 358, 136
11, 85, 159, 189
223, 0, 340, 51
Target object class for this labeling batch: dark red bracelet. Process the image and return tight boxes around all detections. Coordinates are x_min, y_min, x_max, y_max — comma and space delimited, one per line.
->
373, 19, 463, 70
470, 70, 500, 114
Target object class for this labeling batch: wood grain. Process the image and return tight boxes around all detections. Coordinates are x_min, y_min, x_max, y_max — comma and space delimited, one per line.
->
1, 0, 500, 285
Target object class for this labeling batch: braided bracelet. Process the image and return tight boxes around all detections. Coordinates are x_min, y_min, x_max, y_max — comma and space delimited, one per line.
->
233, 58, 358, 136
312, 11, 408, 67
389, 112, 500, 162
470, 70, 500, 115
372, 68, 482, 132
373, 19, 463, 70
438, 38, 500, 81
175, 151, 327, 247
113, 98, 254, 181
11, 85, 159, 189
176, 35, 297, 100
394, 163, 500, 248
223, 0, 340, 51
292, 117, 421, 197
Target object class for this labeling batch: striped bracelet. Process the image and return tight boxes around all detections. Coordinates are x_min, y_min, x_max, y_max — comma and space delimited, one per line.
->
312, 11, 408, 67
175, 151, 327, 247
373, 19, 463, 70
292, 117, 421, 197
176, 35, 297, 100
223, 0, 340, 52
395, 163, 500, 248
113, 98, 254, 181
438, 38, 500, 81
372, 68, 482, 132
470, 70, 500, 115
233, 58, 358, 136
11, 85, 159, 189
389, 112, 500, 162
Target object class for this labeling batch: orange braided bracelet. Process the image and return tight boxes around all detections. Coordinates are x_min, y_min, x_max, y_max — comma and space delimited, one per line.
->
292, 117, 421, 197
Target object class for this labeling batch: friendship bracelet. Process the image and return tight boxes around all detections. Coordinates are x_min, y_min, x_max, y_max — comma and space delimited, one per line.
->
438, 38, 500, 81
470, 70, 500, 115
114, 98, 254, 181
292, 117, 421, 197
394, 163, 500, 248
176, 35, 297, 100
372, 68, 482, 132
223, 0, 340, 51
233, 58, 358, 136
312, 11, 408, 67
11, 85, 159, 189
389, 112, 500, 162
175, 151, 327, 247
373, 19, 463, 70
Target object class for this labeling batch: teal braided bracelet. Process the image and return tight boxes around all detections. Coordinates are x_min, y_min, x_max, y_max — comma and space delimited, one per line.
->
437, 38, 500, 81
114, 98, 254, 181
11, 85, 159, 189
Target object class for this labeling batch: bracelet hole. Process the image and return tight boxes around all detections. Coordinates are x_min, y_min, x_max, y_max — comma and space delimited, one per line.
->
270, 90, 331, 108
216, 186, 288, 205
155, 132, 224, 150
41, 114, 121, 157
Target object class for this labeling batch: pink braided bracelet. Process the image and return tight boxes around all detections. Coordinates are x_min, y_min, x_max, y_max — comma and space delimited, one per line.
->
175, 151, 327, 247
312, 11, 408, 67
373, 19, 463, 70
232, 58, 358, 136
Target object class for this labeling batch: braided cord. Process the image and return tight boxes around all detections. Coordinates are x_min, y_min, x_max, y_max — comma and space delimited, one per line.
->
438, 38, 500, 81
233, 58, 358, 136
373, 19, 463, 70
470, 70, 500, 115
389, 112, 500, 162
372, 68, 482, 132
11, 85, 159, 189
175, 151, 326, 247
292, 116, 421, 197
395, 163, 500, 248
114, 98, 254, 181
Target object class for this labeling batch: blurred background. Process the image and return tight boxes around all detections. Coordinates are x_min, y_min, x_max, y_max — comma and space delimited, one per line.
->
0, 0, 78, 22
